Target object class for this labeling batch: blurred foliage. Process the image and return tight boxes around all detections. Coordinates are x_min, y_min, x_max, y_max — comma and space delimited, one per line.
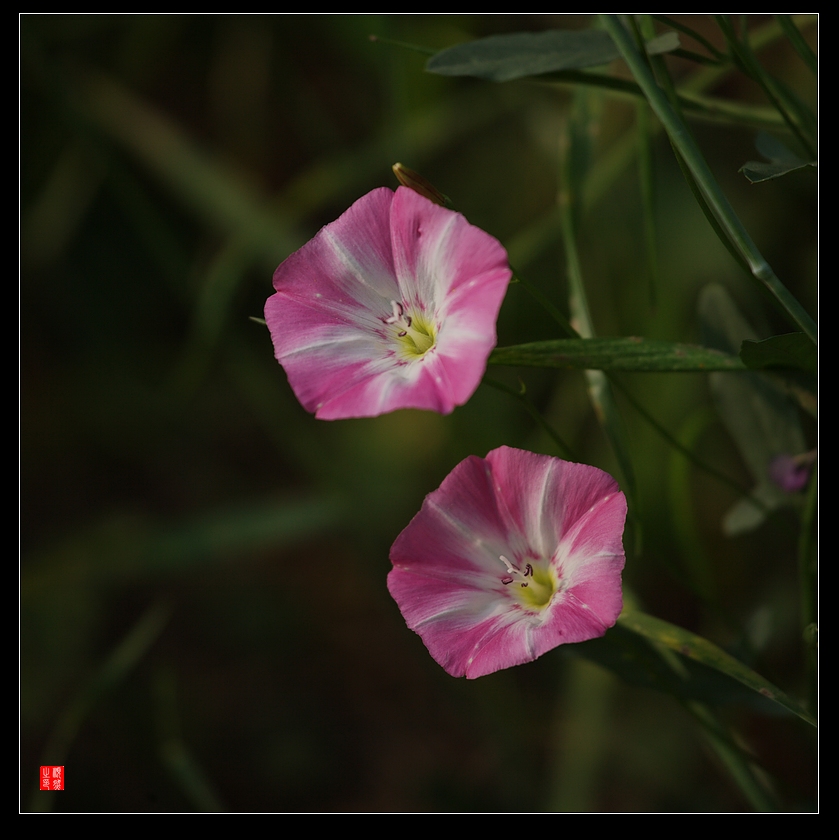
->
21, 15, 815, 811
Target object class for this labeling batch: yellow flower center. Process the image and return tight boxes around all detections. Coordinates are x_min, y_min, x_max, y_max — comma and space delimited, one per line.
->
385, 300, 437, 359
499, 555, 558, 610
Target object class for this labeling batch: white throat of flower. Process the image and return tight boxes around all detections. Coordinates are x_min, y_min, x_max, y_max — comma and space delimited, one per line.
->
499, 554, 558, 610
385, 300, 436, 358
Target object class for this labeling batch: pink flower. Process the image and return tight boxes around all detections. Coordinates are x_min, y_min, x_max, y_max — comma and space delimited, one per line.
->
388, 447, 627, 678
264, 187, 511, 420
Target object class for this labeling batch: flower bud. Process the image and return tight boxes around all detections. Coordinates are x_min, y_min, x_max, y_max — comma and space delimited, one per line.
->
392, 162, 451, 207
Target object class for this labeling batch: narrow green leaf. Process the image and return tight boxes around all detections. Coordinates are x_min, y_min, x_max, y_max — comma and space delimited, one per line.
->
617, 611, 816, 726
489, 338, 745, 371
576, 619, 784, 714
426, 28, 679, 83
740, 131, 815, 183
427, 30, 616, 81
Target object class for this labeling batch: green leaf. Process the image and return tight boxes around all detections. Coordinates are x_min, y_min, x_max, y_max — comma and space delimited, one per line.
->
740, 333, 816, 375
575, 620, 773, 714
616, 612, 816, 726
740, 131, 816, 183
489, 338, 744, 371
426, 29, 678, 82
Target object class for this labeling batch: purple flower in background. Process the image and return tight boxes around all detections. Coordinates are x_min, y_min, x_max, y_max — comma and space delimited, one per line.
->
265, 187, 510, 420
388, 447, 627, 678
768, 452, 815, 493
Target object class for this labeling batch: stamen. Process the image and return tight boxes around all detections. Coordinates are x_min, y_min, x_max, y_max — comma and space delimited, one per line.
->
385, 300, 405, 324
384, 300, 436, 357
499, 555, 531, 587
499, 555, 557, 609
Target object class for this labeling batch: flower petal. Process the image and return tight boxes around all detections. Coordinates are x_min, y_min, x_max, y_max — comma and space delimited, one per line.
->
390, 188, 511, 407
265, 187, 510, 420
388, 447, 626, 678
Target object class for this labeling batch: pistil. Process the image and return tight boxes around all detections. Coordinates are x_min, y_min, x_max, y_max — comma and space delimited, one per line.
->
499, 555, 557, 609
385, 300, 436, 356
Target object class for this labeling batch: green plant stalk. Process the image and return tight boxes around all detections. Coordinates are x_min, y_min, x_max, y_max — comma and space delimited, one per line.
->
666, 410, 717, 602
543, 70, 785, 131
635, 16, 756, 280
637, 101, 658, 308
608, 376, 757, 502
507, 16, 806, 280
680, 14, 816, 96
482, 377, 575, 460
685, 701, 777, 811
715, 15, 816, 159
652, 15, 727, 60
776, 15, 818, 76
510, 269, 578, 338
601, 15, 817, 344
559, 95, 638, 513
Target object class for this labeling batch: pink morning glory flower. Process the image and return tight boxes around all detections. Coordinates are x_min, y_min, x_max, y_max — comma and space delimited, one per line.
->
264, 186, 511, 419
388, 447, 627, 679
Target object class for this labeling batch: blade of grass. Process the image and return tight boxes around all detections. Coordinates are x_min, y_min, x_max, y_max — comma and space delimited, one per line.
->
155, 668, 226, 812
29, 600, 172, 812
715, 16, 816, 159
776, 15, 817, 75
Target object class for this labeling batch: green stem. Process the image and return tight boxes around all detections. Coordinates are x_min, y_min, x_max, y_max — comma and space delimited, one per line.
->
715, 16, 816, 159
601, 15, 816, 344
776, 15, 818, 76
652, 15, 727, 60
608, 375, 760, 505
685, 701, 777, 811
510, 269, 579, 338
482, 377, 575, 460
542, 71, 785, 131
